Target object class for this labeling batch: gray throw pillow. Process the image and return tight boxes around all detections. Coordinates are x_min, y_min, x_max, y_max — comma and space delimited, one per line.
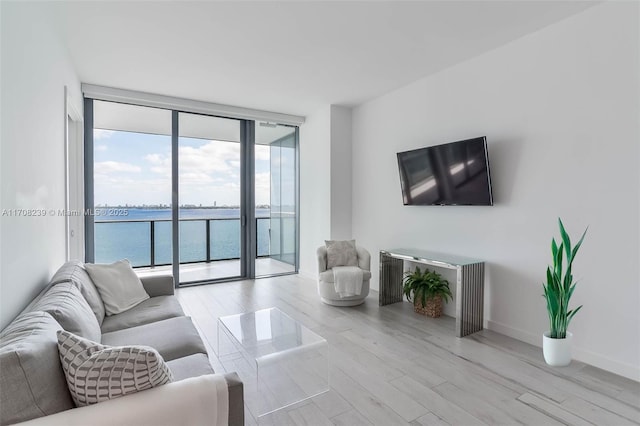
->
84, 259, 150, 316
325, 240, 359, 269
57, 330, 173, 406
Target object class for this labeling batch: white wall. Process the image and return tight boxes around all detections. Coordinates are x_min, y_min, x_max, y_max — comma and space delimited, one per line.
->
0, 2, 82, 329
351, 2, 639, 380
299, 105, 354, 277
299, 106, 332, 277
329, 105, 353, 240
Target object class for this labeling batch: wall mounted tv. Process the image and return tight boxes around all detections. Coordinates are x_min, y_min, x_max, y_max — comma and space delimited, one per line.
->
397, 136, 493, 206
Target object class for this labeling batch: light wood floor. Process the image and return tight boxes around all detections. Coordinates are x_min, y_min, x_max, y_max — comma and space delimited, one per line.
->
177, 274, 640, 426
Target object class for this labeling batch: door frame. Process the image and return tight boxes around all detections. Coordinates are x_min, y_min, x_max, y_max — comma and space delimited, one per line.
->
64, 86, 84, 261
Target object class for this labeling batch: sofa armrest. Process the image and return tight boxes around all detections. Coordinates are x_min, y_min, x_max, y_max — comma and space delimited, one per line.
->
139, 274, 175, 297
356, 246, 371, 271
317, 246, 328, 273
16, 374, 236, 426
224, 372, 244, 426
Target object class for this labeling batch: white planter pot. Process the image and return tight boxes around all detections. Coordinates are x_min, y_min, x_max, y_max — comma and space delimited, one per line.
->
543, 331, 573, 366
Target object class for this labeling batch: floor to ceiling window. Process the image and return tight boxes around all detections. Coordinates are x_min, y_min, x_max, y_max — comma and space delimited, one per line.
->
178, 112, 243, 283
89, 101, 173, 271
84, 96, 299, 285
255, 123, 298, 277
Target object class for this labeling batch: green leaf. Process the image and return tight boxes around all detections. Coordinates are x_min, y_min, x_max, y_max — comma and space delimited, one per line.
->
567, 305, 583, 325
555, 243, 564, 279
559, 218, 572, 259
570, 227, 588, 262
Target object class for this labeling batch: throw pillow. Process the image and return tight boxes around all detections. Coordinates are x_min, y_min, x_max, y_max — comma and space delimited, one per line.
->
57, 330, 173, 406
84, 259, 150, 316
325, 240, 359, 269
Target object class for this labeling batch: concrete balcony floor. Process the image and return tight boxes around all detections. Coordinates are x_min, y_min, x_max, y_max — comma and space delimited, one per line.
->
137, 257, 295, 283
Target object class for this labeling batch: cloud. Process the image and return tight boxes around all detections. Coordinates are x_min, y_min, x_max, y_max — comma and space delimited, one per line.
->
94, 129, 115, 140
180, 141, 240, 176
145, 153, 165, 165
179, 172, 214, 184
145, 140, 241, 183
94, 161, 141, 174
145, 153, 172, 176
95, 145, 108, 152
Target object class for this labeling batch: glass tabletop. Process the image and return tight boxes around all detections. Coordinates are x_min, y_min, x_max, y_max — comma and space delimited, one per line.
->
217, 307, 326, 360
382, 248, 483, 266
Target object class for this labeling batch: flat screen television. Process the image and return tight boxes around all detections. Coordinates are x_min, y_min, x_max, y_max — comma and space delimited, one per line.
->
397, 136, 493, 206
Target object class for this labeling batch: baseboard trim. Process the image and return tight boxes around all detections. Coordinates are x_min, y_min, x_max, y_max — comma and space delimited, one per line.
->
486, 320, 640, 382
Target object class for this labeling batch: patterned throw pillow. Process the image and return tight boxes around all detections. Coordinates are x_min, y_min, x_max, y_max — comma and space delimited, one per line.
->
57, 330, 173, 406
325, 240, 359, 269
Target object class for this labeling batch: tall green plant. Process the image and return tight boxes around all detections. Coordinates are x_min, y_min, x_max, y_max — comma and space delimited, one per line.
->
543, 218, 588, 339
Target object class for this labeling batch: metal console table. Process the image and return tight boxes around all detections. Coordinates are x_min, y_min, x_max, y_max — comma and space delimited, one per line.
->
379, 248, 485, 337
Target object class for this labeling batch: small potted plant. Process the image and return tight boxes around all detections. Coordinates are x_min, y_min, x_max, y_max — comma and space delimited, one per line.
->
542, 218, 587, 366
402, 266, 452, 317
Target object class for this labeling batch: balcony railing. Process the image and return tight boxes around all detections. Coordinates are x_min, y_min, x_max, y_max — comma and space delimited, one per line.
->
94, 217, 272, 268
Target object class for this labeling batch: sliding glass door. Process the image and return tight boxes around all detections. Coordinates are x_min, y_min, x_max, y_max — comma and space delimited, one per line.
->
178, 113, 243, 283
86, 99, 298, 284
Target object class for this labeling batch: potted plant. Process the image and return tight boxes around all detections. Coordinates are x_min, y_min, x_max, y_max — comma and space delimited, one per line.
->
542, 218, 587, 366
403, 266, 452, 317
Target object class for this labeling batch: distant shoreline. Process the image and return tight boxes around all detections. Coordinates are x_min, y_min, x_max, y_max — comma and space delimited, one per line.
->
94, 206, 295, 222
97, 205, 272, 209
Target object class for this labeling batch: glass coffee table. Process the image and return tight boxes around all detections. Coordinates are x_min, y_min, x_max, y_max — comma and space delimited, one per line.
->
217, 308, 329, 421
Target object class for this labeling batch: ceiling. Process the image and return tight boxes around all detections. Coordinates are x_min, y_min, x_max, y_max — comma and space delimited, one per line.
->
50, 1, 596, 117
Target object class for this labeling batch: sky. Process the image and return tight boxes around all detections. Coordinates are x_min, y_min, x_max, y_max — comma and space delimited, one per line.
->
93, 129, 295, 208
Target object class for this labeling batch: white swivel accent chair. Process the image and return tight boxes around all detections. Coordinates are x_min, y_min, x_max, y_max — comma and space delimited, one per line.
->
317, 245, 371, 306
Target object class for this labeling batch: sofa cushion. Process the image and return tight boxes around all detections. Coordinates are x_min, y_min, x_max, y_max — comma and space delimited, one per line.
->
85, 259, 150, 316
50, 260, 106, 325
0, 312, 74, 424
320, 269, 372, 283
101, 316, 207, 362
32, 282, 102, 342
325, 240, 359, 269
166, 353, 214, 381
57, 330, 174, 406
100, 295, 185, 333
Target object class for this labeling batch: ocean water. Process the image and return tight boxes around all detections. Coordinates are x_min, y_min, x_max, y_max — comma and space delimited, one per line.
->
94, 208, 292, 267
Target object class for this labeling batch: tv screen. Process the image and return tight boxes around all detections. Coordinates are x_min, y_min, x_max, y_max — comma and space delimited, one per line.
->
397, 136, 493, 206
